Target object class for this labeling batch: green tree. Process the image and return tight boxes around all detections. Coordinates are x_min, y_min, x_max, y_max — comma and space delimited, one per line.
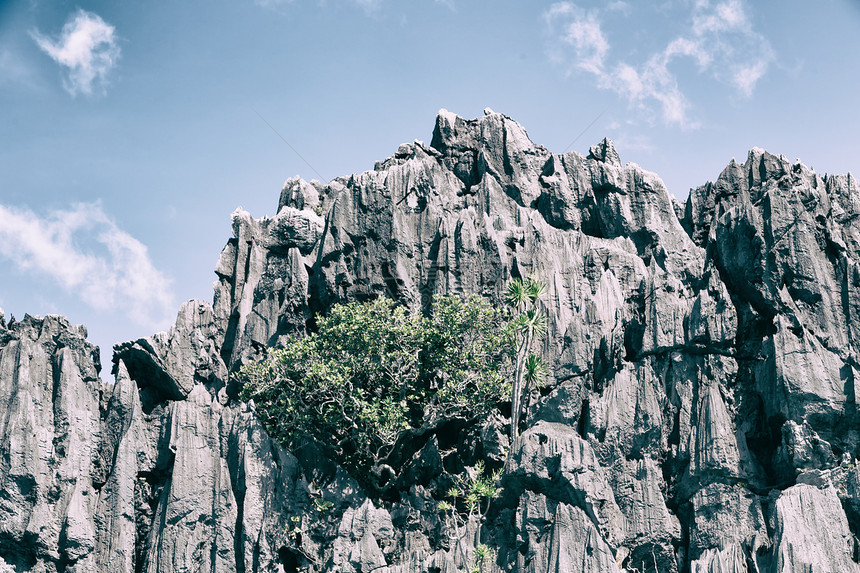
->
422, 294, 511, 421
238, 294, 510, 493
505, 276, 548, 442
238, 298, 423, 482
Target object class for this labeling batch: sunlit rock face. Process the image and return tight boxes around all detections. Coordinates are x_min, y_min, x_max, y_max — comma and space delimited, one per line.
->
3, 110, 860, 572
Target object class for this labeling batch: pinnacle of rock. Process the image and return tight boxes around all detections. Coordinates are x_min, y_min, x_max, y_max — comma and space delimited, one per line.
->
587, 136, 622, 167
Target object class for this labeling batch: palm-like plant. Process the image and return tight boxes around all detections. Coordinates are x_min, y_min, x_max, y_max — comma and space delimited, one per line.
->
506, 276, 547, 443
505, 278, 528, 309
521, 353, 547, 421
505, 277, 547, 310
523, 354, 547, 389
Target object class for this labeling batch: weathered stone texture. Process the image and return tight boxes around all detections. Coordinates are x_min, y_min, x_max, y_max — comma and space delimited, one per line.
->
3, 110, 860, 572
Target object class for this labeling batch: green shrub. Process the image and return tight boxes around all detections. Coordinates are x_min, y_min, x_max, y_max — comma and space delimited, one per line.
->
238, 294, 510, 491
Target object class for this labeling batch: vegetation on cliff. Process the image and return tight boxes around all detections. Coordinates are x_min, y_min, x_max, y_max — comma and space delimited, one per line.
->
238, 293, 513, 491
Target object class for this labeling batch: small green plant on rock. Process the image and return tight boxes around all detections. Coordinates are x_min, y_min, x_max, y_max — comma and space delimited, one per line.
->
471, 543, 496, 573
505, 276, 548, 442
285, 515, 303, 544
438, 461, 502, 571
312, 497, 334, 513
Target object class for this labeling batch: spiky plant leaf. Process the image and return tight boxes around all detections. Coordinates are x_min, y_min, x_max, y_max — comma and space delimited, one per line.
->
524, 276, 547, 301
524, 354, 547, 388
505, 278, 528, 309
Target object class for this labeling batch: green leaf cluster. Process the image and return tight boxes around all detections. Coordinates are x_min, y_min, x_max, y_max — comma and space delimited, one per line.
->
438, 461, 502, 571
444, 460, 502, 516
471, 544, 496, 573
238, 294, 510, 490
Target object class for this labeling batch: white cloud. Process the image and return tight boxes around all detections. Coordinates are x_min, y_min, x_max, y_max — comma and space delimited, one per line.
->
690, 0, 774, 96
606, 1, 631, 15
0, 202, 174, 330
30, 9, 119, 97
605, 45, 697, 128
545, 0, 774, 128
664, 37, 711, 69
732, 59, 768, 97
693, 0, 746, 35
545, 3, 608, 75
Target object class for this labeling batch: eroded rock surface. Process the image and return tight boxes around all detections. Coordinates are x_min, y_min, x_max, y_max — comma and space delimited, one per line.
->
2, 110, 860, 572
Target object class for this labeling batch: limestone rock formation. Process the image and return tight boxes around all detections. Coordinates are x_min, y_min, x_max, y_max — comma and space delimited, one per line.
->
0, 315, 101, 572
2, 110, 860, 572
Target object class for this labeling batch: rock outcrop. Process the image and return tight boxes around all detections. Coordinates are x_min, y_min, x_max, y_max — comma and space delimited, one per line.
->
2, 109, 860, 572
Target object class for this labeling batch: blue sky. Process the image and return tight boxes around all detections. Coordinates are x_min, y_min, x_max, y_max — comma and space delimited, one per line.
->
1, 0, 859, 363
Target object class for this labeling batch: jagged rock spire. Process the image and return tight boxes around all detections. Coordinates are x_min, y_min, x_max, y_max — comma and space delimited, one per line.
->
588, 137, 622, 167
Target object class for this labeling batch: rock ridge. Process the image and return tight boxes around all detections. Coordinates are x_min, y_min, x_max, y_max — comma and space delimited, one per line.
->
1, 109, 859, 572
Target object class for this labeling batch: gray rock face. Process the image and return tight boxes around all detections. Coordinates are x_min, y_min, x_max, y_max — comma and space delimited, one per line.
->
113, 300, 227, 405
3, 110, 860, 572
0, 315, 101, 572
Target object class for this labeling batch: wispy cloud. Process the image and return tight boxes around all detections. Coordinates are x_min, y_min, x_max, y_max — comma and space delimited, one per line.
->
606, 1, 631, 16
545, 0, 774, 128
689, 0, 774, 97
545, 3, 608, 75
732, 59, 768, 97
0, 203, 174, 330
693, 0, 746, 35
30, 9, 120, 97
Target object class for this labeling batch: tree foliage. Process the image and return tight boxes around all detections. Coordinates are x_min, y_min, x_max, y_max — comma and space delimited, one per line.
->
238, 294, 511, 491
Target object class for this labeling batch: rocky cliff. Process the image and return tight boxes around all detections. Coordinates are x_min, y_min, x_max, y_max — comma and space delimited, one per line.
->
2, 109, 860, 572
